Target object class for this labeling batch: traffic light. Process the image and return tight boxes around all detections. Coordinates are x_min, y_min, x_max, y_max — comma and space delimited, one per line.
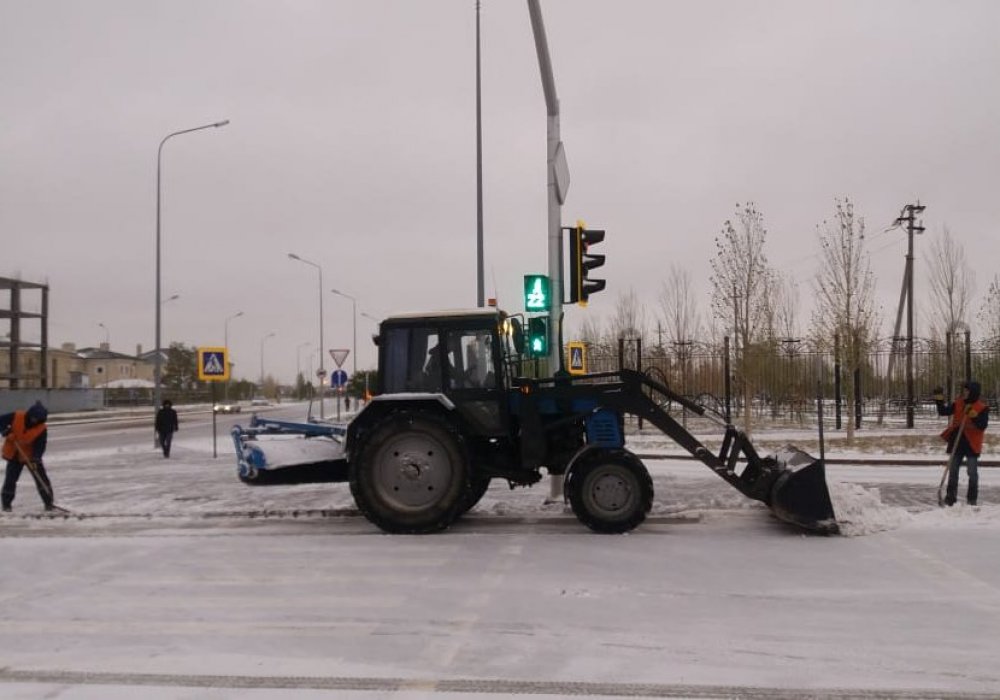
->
523, 275, 551, 312
527, 316, 549, 357
568, 220, 606, 306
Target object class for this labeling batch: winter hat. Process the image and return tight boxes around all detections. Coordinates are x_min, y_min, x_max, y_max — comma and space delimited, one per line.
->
26, 400, 48, 425
964, 381, 982, 402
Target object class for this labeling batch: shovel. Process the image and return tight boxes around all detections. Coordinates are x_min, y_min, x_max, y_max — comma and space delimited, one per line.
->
9, 438, 66, 512
937, 412, 968, 507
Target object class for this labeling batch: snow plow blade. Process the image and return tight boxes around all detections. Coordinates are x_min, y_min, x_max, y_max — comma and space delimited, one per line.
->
231, 416, 348, 486
768, 449, 838, 534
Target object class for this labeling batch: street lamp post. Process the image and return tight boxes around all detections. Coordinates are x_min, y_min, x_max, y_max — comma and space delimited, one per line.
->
259, 331, 276, 391
154, 119, 229, 426
330, 288, 357, 378
288, 253, 325, 418
224, 310, 244, 400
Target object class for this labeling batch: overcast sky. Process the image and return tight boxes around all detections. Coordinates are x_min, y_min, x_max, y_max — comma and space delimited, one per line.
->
3, 0, 999, 383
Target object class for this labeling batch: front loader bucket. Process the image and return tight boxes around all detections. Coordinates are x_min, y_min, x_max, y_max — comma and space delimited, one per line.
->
768, 448, 838, 534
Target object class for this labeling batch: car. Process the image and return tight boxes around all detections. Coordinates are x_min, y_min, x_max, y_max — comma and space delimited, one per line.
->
213, 402, 241, 414
250, 397, 270, 407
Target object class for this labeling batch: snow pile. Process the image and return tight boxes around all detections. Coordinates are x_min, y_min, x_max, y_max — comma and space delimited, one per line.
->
828, 480, 911, 536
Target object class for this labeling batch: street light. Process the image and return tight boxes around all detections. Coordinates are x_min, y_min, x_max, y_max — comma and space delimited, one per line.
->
259, 331, 276, 391
330, 288, 357, 378
154, 119, 229, 423
288, 252, 325, 418
162, 293, 180, 305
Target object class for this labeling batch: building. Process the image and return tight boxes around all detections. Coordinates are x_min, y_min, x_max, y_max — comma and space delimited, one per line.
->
0, 343, 154, 389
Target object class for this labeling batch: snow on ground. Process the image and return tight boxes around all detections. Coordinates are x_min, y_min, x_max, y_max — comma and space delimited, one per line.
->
3, 416, 1000, 698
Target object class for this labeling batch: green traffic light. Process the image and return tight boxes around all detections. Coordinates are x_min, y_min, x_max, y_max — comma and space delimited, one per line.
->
523, 275, 551, 312
526, 315, 549, 356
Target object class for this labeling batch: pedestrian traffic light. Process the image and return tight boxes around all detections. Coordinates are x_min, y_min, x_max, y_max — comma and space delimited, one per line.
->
568, 220, 606, 306
523, 275, 551, 312
527, 316, 549, 356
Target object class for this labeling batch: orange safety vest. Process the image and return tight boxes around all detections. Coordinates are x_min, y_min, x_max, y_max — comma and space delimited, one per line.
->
940, 398, 988, 454
2, 410, 47, 463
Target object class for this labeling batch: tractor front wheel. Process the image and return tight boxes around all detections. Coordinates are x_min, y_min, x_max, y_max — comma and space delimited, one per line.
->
566, 450, 653, 534
350, 412, 469, 533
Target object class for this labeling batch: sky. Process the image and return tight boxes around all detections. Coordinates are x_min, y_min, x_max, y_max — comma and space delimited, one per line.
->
2, 409, 1000, 697
3, 0, 1000, 384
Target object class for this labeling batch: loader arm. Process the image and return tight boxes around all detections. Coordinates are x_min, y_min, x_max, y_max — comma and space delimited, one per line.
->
527, 369, 837, 532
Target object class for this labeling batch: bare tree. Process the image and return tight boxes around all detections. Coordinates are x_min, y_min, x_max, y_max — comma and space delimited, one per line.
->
606, 288, 646, 369
658, 264, 701, 348
926, 225, 974, 339
979, 274, 1000, 350
771, 272, 800, 342
577, 315, 605, 352
709, 202, 773, 433
810, 198, 877, 441
925, 226, 974, 398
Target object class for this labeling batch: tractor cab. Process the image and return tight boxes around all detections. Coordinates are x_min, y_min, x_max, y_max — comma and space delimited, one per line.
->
371, 308, 520, 438
377, 309, 503, 394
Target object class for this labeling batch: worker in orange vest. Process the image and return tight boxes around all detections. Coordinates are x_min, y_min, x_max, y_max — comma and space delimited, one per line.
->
1, 401, 54, 512
934, 381, 990, 506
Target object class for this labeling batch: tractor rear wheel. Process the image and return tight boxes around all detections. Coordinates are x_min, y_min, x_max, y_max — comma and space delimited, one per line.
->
350, 412, 469, 533
457, 475, 491, 516
566, 450, 653, 534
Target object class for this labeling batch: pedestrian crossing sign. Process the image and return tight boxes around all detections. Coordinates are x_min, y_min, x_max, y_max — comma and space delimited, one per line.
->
197, 347, 230, 382
567, 341, 587, 375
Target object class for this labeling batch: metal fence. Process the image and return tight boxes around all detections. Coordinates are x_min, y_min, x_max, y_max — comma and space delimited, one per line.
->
582, 337, 1000, 429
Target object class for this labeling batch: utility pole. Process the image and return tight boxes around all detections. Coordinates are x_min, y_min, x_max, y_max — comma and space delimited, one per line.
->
475, 0, 485, 307
894, 202, 925, 428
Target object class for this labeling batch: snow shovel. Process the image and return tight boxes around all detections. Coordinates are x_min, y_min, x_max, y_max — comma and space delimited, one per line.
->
9, 438, 67, 513
937, 412, 968, 507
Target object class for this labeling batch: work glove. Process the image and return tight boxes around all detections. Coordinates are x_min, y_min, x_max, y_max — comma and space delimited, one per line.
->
966, 406, 979, 418
932, 387, 945, 401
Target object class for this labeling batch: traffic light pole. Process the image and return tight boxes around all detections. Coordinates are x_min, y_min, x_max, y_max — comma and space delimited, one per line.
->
528, 0, 566, 500
528, 0, 565, 375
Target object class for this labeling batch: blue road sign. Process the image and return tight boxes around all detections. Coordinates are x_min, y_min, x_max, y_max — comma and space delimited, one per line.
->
331, 369, 349, 388
197, 347, 229, 382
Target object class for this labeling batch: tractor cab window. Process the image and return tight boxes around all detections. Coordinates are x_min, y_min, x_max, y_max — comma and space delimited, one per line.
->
383, 327, 440, 393
454, 330, 496, 390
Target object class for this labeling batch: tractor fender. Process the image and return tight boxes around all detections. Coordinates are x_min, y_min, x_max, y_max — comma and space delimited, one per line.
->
563, 444, 616, 499
346, 394, 456, 459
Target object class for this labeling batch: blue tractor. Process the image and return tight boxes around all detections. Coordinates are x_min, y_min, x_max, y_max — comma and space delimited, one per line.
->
234, 308, 837, 535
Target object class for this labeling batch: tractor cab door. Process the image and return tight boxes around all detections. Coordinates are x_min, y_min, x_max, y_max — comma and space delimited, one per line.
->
438, 325, 507, 437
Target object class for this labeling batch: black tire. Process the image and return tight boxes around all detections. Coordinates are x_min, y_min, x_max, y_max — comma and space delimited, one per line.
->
457, 475, 492, 516
566, 450, 653, 534
350, 412, 469, 533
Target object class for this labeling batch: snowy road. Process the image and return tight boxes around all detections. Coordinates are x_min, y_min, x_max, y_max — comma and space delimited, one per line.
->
2, 408, 999, 699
